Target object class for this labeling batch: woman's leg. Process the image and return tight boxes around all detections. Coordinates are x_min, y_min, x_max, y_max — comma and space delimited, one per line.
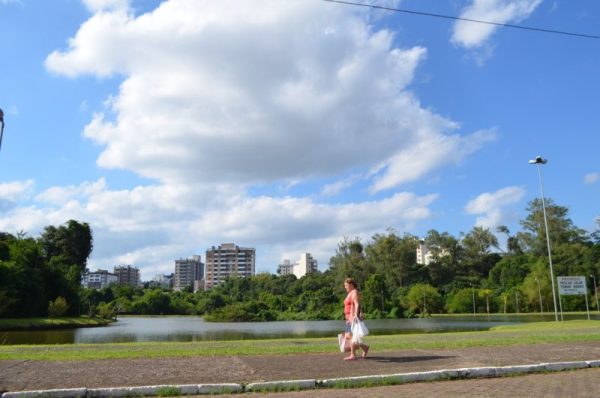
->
360, 343, 369, 358
345, 343, 357, 360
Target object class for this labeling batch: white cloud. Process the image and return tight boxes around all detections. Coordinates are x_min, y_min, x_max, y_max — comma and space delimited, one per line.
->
465, 186, 526, 229
0, 178, 437, 279
452, 0, 542, 48
0, 180, 34, 201
44, 0, 488, 192
370, 128, 497, 193
584, 172, 599, 185
30, 1, 499, 279
36, 178, 107, 205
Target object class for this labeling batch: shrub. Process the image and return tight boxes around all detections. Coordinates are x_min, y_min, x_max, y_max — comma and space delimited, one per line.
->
48, 296, 69, 317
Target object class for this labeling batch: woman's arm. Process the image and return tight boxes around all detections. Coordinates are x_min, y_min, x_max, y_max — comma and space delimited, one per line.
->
351, 290, 360, 320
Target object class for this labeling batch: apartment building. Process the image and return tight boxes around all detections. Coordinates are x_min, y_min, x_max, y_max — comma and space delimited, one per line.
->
277, 259, 294, 276
174, 255, 204, 292
81, 269, 118, 289
113, 265, 141, 287
205, 243, 255, 289
277, 253, 318, 278
416, 239, 449, 265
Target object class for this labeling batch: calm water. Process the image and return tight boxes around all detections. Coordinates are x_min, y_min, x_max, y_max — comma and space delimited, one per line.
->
2, 314, 598, 345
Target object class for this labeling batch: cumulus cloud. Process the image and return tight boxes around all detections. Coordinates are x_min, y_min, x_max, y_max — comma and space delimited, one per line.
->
452, 0, 542, 48
45, 0, 487, 190
30, 0, 498, 278
0, 178, 437, 279
465, 186, 526, 229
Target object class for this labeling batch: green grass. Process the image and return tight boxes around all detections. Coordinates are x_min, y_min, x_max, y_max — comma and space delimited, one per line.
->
0, 320, 598, 362
0, 317, 112, 331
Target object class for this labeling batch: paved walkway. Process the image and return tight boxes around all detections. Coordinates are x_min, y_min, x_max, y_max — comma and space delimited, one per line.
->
202, 368, 600, 398
1, 341, 600, 396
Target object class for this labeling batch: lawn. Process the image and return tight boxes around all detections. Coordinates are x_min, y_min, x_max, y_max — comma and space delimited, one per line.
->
0, 317, 112, 331
0, 320, 598, 361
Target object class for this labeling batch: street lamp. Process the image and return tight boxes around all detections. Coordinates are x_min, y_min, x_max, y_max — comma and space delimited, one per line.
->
535, 277, 543, 314
591, 274, 599, 313
529, 155, 559, 321
0, 108, 5, 151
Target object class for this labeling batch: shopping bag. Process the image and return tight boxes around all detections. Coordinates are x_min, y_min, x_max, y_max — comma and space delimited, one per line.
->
351, 318, 369, 338
337, 333, 351, 352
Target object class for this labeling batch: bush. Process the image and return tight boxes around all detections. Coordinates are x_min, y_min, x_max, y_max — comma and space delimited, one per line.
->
48, 296, 69, 317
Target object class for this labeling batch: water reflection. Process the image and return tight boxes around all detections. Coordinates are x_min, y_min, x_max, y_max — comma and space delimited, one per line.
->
2, 313, 598, 345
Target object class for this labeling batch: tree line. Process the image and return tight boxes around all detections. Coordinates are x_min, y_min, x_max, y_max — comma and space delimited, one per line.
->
1, 198, 599, 320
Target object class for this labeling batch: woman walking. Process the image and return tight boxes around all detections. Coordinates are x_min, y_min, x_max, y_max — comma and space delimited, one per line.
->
343, 277, 369, 360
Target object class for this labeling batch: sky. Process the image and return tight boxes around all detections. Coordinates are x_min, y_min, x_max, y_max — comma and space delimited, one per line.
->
0, 0, 599, 281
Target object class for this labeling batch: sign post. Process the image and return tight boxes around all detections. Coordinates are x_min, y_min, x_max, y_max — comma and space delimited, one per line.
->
557, 276, 590, 320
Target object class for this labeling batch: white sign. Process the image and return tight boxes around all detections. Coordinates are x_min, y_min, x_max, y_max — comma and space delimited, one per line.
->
557, 276, 587, 295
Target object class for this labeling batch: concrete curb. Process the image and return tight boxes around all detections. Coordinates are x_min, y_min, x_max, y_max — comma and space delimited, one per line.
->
3, 359, 599, 397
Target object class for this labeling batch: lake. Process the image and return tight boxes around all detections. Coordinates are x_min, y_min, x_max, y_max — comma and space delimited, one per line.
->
2, 313, 598, 345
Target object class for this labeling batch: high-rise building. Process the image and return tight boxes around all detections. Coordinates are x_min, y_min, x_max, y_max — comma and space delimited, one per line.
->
205, 243, 255, 289
81, 269, 118, 289
174, 255, 204, 292
293, 253, 318, 278
277, 259, 294, 276
416, 239, 431, 265
113, 265, 141, 287
277, 253, 317, 278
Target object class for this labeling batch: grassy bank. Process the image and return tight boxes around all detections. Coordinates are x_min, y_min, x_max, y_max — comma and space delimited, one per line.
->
0, 320, 598, 361
0, 317, 112, 331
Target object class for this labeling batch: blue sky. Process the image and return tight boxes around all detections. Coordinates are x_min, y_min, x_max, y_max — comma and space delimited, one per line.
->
1, 0, 598, 280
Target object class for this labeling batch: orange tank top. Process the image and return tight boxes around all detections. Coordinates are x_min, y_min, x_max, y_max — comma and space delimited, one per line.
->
344, 293, 353, 321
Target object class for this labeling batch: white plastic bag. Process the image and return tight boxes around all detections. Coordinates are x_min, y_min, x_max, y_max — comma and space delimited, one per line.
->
351, 318, 369, 338
337, 333, 351, 352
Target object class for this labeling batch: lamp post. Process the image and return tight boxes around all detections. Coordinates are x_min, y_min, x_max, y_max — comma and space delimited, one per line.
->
591, 274, 599, 313
529, 155, 559, 322
0, 108, 5, 151
535, 277, 543, 314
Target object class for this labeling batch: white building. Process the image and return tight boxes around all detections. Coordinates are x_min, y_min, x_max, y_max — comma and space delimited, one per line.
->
293, 253, 318, 278
277, 259, 294, 276
278, 253, 318, 278
82, 269, 118, 289
416, 239, 449, 265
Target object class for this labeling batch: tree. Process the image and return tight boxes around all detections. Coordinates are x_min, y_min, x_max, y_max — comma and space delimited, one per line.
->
445, 288, 474, 314
459, 226, 502, 281
362, 273, 387, 313
518, 198, 587, 255
403, 283, 441, 316
462, 226, 499, 257
365, 230, 420, 290
496, 226, 522, 255
424, 230, 463, 291
488, 254, 532, 293
328, 237, 369, 296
